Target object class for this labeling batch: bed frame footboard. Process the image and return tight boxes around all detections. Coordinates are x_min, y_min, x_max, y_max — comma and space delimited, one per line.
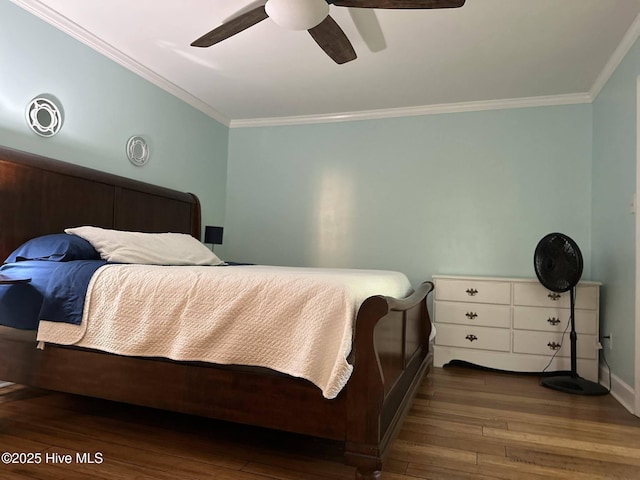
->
345, 281, 434, 478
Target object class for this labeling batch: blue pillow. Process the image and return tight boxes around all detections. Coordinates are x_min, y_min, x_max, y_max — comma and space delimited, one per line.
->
4, 233, 101, 263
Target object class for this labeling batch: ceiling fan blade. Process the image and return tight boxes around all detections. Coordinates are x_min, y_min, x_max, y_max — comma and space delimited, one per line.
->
331, 0, 465, 8
191, 6, 269, 47
308, 15, 357, 64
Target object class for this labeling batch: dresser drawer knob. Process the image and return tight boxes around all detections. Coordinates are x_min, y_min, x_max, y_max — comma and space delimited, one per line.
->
465, 334, 478, 342
547, 292, 562, 301
465, 312, 478, 319
547, 317, 561, 326
547, 341, 561, 350
465, 288, 478, 296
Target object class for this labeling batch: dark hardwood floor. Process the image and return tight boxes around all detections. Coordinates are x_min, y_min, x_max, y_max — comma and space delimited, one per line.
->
1, 365, 639, 479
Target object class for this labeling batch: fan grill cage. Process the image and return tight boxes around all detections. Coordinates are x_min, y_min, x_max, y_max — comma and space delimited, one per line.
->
534, 233, 583, 293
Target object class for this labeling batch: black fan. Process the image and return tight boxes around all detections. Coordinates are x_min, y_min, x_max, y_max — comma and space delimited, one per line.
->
533, 233, 608, 395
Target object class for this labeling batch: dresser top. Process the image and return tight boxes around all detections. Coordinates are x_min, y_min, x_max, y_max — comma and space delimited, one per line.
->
432, 274, 601, 286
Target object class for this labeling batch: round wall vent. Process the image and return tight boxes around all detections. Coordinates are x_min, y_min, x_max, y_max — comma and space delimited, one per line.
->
26, 94, 63, 137
126, 136, 150, 167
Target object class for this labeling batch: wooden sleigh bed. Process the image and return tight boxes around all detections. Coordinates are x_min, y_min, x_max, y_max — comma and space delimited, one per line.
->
0, 145, 434, 480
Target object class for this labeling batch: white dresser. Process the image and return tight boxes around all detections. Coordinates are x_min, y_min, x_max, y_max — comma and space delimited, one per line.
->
432, 275, 600, 382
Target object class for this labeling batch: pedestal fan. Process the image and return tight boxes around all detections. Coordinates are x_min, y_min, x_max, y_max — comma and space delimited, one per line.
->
533, 233, 608, 395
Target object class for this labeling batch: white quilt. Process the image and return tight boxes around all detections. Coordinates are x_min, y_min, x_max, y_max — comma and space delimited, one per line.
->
37, 264, 413, 399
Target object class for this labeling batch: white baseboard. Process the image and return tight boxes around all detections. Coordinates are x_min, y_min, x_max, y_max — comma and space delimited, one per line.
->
600, 365, 636, 415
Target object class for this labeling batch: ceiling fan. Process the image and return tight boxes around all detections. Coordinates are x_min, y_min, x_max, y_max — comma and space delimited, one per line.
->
191, 0, 466, 64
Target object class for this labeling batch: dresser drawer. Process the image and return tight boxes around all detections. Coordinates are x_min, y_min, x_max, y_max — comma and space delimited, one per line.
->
435, 324, 510, 352
435, 279, 510, 305
435, 302, 511, 328
513, 306, 596, 334
513, 283, 597, 310
512, 331, 597, 359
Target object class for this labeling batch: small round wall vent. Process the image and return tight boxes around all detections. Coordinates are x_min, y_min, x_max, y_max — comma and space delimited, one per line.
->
25, 94, 64, 137
126, 135, 150, 167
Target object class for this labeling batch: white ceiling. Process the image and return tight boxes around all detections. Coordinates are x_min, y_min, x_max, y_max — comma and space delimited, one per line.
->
11, 0, 640, 127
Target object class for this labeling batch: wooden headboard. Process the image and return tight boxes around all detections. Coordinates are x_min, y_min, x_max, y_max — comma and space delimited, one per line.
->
0, 145, 201, 262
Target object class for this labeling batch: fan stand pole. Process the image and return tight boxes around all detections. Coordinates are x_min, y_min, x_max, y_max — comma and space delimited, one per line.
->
569, 288, 578, 379
540, 287, 609, 396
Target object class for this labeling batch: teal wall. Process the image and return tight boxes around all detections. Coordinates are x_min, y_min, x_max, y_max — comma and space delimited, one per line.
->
592, 38, 640, 388
0, 0, 229, 232
225, 106, 593, 287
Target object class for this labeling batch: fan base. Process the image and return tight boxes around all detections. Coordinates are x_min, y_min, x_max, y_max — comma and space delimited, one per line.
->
541, 375, 608, 396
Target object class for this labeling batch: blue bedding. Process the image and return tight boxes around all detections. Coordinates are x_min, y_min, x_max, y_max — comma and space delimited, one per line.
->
0, 260, 106, 330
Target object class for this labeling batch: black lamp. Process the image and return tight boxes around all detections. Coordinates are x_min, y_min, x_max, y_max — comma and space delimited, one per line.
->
204, 226, 223, 250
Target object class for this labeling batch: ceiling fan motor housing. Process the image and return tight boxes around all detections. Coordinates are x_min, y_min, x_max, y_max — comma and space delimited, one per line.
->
265, 0, 329, 30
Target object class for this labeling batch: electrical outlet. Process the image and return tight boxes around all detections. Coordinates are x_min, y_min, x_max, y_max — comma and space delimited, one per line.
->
608, 333, 613, 349
603, 333, 613, 349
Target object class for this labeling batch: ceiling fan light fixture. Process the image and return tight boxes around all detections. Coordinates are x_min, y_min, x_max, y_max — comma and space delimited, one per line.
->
265, 0, 329, 31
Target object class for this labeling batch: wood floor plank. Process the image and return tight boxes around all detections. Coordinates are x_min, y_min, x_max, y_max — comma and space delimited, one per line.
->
423, 399, 633, 432
397, 428, 506, 456
389, 439, 478, 464
477, 452, 609, 479
505, 419, 640, 449
482, 426, 640, 460
402, 414, 484, 435
409, 403, 509, 429
241, 461, 349, 480
406, 460, 553, 480
505, 446, 640, 479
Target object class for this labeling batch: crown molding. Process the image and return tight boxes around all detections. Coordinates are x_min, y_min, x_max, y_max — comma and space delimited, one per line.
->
10, 0, 231, 127
590, 12, 640, 101
229, 93, 592, 128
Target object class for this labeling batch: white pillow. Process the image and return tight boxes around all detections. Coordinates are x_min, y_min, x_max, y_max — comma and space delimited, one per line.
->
65, 226, 223, 266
